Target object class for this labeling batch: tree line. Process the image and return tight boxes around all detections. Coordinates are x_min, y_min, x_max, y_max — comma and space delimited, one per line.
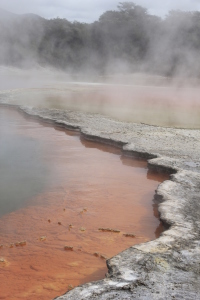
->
1, 2, 200, 77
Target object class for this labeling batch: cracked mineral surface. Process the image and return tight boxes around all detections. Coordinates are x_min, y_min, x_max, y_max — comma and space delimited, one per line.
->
1, 90, 200, 299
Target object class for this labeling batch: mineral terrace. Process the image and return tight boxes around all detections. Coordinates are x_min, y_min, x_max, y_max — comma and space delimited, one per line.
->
1, 91, 200, 300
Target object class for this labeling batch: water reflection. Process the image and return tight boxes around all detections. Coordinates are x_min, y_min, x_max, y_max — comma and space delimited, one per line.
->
0, 108, 50, 216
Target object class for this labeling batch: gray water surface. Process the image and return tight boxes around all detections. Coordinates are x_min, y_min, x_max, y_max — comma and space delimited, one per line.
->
0, 108, 50, 216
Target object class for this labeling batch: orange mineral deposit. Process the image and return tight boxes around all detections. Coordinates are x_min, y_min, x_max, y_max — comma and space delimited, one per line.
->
0, 107, 168, 300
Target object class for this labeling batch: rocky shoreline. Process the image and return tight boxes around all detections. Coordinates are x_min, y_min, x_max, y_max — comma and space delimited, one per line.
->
0, 97, 200, 299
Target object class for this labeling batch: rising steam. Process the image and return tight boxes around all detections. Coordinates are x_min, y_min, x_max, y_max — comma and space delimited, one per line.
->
0, 2, 200, 128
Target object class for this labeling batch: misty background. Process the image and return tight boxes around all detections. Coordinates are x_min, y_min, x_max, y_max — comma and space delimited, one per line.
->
1, 1, 200, 77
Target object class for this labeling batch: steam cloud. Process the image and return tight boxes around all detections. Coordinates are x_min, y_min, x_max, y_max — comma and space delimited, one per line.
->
1, 2, 200, 129
1, 2, 200, 77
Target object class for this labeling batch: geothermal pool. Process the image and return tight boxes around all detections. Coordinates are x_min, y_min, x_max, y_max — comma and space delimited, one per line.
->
0, 106, 168, 300
2, 82, 200, 129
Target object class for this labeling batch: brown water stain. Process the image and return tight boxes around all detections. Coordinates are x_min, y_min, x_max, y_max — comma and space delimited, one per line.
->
0, 107, 168, 300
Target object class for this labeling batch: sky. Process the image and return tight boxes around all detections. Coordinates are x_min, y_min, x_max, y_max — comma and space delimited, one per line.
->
0, 0, 200, 22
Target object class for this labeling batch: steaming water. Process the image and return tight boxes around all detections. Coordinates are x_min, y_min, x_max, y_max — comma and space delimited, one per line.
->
1, 68, 200, 128
0, 106, 168, 300
2, 82, 200, 128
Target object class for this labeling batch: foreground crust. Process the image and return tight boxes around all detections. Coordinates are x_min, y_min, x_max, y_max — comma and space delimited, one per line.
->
1, 97, 200, 299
